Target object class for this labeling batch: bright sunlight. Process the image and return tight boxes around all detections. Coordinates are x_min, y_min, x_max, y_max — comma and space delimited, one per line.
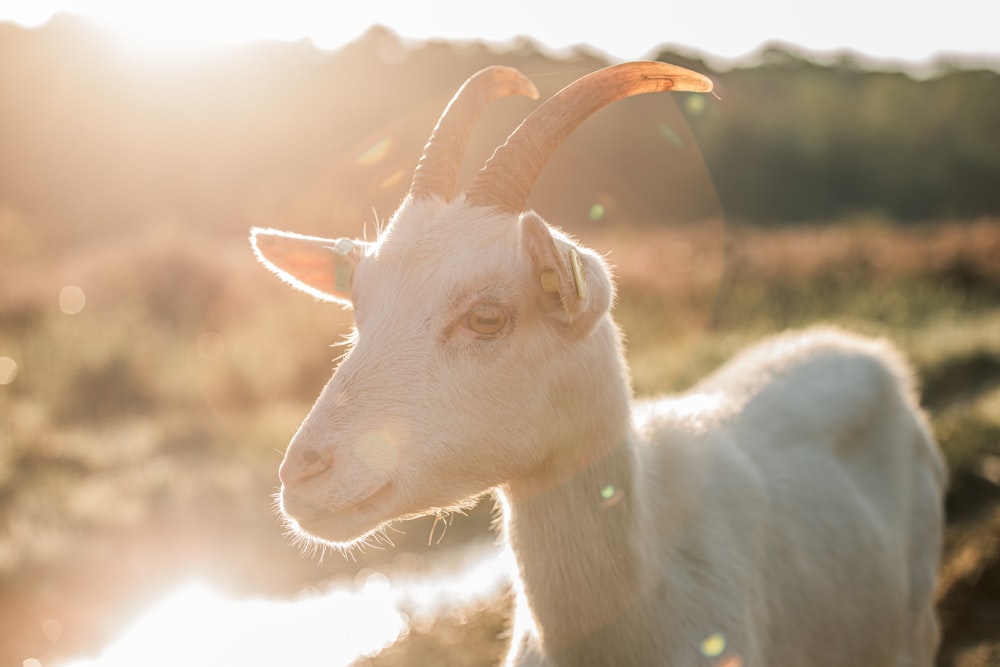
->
60, 579, 405, 667
10, 0, 345, 45
5, 4, 999, 666
57, 542, 511, 667
5, 0, 998, 63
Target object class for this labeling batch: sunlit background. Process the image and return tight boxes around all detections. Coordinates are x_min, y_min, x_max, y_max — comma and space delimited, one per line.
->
6, 0, 1000, 65
2, 1, 1000, 667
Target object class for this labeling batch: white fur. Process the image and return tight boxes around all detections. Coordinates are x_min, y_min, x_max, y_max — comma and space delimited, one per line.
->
251, 193, 945, 666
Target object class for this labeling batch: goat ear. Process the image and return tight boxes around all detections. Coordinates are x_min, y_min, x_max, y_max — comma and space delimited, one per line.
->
250, 227, 363, 307
520, 212, 614, 338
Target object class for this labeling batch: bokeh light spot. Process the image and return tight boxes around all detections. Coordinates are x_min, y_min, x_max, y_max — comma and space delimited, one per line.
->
41, 618, 63, 642
700, 632, 726, 657
0, 356, 17, 385
599, 484, 623, 508
685, 94, 707, 115
363, 571, 391, 595
59, 284, 86, 314
357, 138, 392, 166
354, 420, 408, 475
23, 659, 42, 667
589, 203, 606, 221
196, 331, 225, 360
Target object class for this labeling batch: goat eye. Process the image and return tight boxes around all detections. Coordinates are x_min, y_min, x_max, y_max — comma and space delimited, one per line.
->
466, 306, 508, 336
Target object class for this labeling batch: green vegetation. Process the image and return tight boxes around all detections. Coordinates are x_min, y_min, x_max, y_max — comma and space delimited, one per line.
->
2, 217, 999, 665
667, 47, 1000, 222
2, 20, 1000, 244
1, 18, 999, 666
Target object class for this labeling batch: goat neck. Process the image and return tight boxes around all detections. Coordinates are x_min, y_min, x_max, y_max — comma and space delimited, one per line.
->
497, 317, 661, 664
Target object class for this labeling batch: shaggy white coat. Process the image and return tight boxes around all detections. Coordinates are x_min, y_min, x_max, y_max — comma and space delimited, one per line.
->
252, 197, 946, 667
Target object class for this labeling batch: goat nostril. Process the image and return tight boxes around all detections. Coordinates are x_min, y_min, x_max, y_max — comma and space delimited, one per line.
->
279, 447, 331, 487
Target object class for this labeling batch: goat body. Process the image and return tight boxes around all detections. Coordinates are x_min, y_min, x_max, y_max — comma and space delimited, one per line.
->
501, 326, 944, 666
251, 63, 945, 666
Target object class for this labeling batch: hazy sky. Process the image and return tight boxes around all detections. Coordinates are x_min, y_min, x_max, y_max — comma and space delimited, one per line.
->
4, 0, 998, 66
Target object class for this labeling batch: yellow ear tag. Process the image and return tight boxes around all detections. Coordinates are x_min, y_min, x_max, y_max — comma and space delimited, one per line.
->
540, 270, 559, 293
569, 248, 587, 300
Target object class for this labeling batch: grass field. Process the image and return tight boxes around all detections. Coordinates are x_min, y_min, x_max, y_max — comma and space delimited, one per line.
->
1, 215, 999, 666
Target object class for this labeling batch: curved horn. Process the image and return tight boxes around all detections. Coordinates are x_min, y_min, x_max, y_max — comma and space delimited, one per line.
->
408, 66, 539, 203
465, 61, 713, 214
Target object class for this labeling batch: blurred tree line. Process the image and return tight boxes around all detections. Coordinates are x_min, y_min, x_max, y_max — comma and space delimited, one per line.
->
0, 16, 997, 246
663, 47, 1000, 223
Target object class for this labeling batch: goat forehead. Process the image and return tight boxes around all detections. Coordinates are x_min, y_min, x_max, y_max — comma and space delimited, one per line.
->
379, 198, 520, 258
353, 250, 520, 336
364, 206, 523, 300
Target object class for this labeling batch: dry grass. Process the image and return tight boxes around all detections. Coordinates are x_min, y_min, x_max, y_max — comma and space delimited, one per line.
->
1, 217, 999, 666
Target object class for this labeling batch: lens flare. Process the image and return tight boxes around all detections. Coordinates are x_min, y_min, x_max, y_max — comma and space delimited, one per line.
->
685, 94, 707, 115
599, 484, 623, 508
380, 170, 405, 190
658, 124, 683, 148
59, 284, 86, 315
41, 618, 63, 642
0, 356, 16, 385
357, 138, 392, 166
700, 632, 726, 657
353, 419, 409, 475
195, 331, 225, 361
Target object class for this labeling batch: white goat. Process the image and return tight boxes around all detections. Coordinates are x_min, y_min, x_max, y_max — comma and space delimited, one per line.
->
251, 62, 946, 666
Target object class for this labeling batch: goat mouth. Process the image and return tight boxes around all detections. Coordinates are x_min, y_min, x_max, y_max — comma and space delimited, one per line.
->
291, 481, 396, 542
